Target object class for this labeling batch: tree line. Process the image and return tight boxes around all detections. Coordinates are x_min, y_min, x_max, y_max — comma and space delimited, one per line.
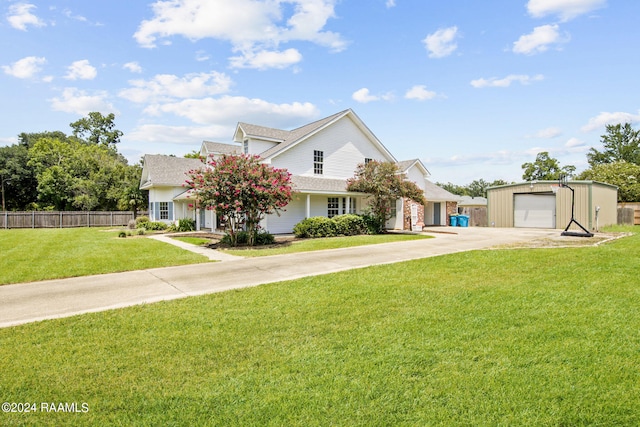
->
437, 123, 640, 202
0, 112, 145, 212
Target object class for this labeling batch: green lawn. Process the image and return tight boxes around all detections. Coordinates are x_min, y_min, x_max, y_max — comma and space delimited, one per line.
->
223, 233, 431, 257
171, 236, 212, 246
0, 228, 638, 425
0, 228, 208, 285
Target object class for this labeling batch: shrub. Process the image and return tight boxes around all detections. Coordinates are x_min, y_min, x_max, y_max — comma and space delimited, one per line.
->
127, 219, 137, 230
293, 216, 336, 238
135, 216, 149, 227
118, 231, 127, 238
360, 213, 384, 235
332, 214, 368, 236
143, 221, 168, 231
176, 218, 196, 232
293, 215, 372, 238
220, 230, 275, 246
255, 231, 275, 245
137, 228, 146, 235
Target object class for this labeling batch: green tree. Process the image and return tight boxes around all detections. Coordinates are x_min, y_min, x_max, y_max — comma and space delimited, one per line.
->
27, 136, 140, 211
184, 150, 202, 159
578, 161, 640, 202
347, 161, 426, 234
70, 112, 123, 147
0, 144, 39, 210
522, 152, 576, 181
587, 123, 640, 167
185, 154, 293, 246
436, 182, 468, 196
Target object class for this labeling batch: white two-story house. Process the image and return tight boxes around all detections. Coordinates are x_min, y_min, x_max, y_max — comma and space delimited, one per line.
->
139, 109, 457, 233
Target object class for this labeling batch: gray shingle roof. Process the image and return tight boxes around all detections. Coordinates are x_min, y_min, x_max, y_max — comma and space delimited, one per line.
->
202, 141, 241, 155
140, 155, 204, 189
424, 180, 458, 201
290, 175, 353, 193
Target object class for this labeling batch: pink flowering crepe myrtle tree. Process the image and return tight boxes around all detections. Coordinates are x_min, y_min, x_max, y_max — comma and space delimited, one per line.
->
347, 160, 426, 233
185, 154, 293, 246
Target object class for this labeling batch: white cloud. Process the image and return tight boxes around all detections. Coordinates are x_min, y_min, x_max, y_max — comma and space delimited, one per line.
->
49, 87, 118, 115
7, 3, 45, 30
581, 111, 640, 132
565, 137, 586, 148
123, 62, 143, 73
513, 24, 568, 55
229, 48, 303, 70
64, 60, 97, 80
2, 56, 46, 79
530, 127, 562, 138
133, 0, 346, 69
143, 95, 319, 127
195, 50, 210, 62
352, 88, 394, 103
127, 124, 232, 145
527, 0, 607, 21
404, 85, 437, 101
470, 74, 544, 88
352, 88, 377, 103
386, 0, 396, 8
423, 26, 459, 58
119, 71, 233, 103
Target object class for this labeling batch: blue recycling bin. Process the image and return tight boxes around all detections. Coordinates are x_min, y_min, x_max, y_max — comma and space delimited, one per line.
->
458, 215, 469, 227
449, 215, 458, 227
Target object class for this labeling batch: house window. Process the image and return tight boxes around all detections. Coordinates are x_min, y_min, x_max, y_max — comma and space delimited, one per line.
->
327, 197, 339, 218
314, 150, 324, 175
342, 197, 356, 214
159, 202, 170, 220
243, 140, 249, 154
364, 158, 372, 165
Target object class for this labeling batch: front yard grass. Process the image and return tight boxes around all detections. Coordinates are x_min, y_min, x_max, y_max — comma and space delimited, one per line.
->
0, 228, 638, 425
0, 228, 208, 285
223, 233, 431, 257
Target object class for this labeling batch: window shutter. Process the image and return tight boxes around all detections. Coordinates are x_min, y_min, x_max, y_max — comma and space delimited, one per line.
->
153, 202, 159, 221
168, 202, 174, 221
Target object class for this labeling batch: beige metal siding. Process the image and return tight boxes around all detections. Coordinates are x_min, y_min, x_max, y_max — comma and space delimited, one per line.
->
488, 181, 616, 230
592, 183, 618, 229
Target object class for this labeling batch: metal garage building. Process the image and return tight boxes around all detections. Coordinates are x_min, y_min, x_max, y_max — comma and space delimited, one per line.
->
487, 180, 618, 231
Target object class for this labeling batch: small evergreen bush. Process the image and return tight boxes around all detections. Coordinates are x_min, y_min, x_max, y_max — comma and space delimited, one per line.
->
255, 231, 275, 245
293, 215, 372, 238
332, 214, 368, 236
173, 218, 196, 232
143, 221, 168, 231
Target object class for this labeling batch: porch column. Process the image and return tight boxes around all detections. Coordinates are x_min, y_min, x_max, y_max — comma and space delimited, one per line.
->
306, 194, 311, 218
346, 196, 350, 214
196, 208, 201, 231
211, 209, 215, 231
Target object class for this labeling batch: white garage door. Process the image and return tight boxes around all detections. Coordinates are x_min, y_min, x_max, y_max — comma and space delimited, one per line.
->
514, 194, 556, 228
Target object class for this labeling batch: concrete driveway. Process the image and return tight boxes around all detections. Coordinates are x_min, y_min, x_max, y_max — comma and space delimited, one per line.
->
0, 227, 560, 328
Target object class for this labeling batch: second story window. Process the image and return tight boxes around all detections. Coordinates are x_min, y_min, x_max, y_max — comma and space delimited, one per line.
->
314, 150, 324, 175
243, 140, 249, 154
364, 158, 372, 165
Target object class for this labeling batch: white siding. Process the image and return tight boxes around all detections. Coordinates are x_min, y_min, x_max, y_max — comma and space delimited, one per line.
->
249, 138, 279, 156
405, 165, 427, 191
270, 116, 392, 178
264, 198, 306, 234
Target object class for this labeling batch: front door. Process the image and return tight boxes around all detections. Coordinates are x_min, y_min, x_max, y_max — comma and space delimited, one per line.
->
434, 202, 441, 225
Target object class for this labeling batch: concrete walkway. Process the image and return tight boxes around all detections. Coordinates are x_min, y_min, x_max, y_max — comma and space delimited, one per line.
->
0, 227, 560, 328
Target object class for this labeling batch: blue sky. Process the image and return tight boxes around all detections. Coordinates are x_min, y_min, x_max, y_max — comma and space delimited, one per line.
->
1, 0, 639, 185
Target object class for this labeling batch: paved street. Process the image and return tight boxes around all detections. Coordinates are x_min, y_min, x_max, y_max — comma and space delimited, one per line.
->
0, 227, 560, 328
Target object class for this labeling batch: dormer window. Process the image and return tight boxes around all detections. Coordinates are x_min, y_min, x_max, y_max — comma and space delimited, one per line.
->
314, 150, 324, 175
243, 140, 249, 154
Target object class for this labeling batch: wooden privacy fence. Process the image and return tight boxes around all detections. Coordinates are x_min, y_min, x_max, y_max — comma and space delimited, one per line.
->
0, 211, 144, 229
